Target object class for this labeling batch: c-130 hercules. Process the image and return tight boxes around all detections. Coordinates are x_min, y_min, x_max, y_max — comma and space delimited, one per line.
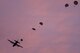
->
8, 39, 23, 48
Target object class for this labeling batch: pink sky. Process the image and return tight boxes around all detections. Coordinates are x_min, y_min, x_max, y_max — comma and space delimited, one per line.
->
0, 0, 80, 53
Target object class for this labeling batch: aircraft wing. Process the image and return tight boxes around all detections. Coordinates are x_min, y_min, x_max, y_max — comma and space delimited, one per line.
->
16, 44, 23, 48
8, 39, 14, 44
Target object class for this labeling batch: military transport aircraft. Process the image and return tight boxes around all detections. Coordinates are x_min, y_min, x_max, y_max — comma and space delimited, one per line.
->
8, 39, 23, 48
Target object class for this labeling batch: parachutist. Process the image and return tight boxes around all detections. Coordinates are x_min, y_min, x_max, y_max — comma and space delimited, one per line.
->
21, 39, 23, 41
65, 3, 69, 7
32, 28, 36, 30
74, 1, 78, 5
39, 22, 43, 25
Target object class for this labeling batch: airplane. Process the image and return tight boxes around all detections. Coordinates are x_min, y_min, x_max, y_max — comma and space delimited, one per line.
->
8, 39, 23, 48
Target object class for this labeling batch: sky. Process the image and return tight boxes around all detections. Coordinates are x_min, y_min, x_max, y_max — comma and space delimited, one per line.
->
0, 0, 80, 53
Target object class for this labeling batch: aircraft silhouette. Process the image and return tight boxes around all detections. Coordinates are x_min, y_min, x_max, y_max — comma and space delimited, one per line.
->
8, 39, 23, 48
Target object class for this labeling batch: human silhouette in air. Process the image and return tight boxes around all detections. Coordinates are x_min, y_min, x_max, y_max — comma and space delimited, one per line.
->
39, 22, 43, 25
74, 1, 78, 5
65, 3, 69, 7
32, 28, 36, 30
